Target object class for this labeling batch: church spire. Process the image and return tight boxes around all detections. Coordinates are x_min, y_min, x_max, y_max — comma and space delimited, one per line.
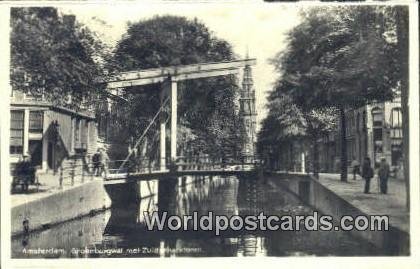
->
239, 51, 257, 159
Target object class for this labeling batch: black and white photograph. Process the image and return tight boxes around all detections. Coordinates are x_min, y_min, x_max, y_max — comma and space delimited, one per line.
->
0, 0, 419, 268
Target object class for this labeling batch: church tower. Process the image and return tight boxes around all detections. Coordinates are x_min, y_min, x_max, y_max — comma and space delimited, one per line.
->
239, 57, 257, 161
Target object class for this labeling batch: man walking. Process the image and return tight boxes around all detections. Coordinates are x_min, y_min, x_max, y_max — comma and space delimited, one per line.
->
378, 158, 390, 194
361, 157, 374, 194
92, 149, 101, 176
99, 148, 109, 177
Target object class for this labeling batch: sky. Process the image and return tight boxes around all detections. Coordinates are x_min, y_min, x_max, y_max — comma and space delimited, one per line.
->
62, 2, 303, 129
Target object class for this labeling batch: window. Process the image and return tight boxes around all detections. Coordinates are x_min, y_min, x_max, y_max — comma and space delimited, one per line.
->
372, 111, 383, 127
373, 128, 383, 141
29, 111, 43, 132
372, 107, 383, 142
10, 110, 24, 154
391, 108, 402, 128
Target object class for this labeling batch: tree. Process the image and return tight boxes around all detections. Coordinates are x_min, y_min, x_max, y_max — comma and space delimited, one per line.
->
257, 92, 305, 170
303, 108, 338, 178
257, 89, 336, 176
110, 16, 243, 163
270, 6, 399, 181
395, 7, 409, 209
10, 7, 107, 110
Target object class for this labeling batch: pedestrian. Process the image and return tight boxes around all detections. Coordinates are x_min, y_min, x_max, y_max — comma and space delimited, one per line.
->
361, 157, 374, 194
92, 149, 101, 176
99, 148, 109, 176
351, 156, 360, 180
378, 158, 390, 194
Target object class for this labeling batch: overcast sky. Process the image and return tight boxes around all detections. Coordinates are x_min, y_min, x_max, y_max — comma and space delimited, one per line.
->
62, 2, 302, 128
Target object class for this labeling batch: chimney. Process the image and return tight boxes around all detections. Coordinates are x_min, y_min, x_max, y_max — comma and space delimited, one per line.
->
63, 15, 76, 28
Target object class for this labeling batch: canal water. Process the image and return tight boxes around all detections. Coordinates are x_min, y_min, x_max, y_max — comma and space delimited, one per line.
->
12, 175, 382, 258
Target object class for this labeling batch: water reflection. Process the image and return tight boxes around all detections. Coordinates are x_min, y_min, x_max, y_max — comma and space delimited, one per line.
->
12, 175, 382, 258
12, 210, 111, 258
236, 177, 265, 257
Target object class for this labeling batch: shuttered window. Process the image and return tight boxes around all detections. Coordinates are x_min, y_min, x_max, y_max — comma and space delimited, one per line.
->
29, 111, 43, 132
10, 110, 24, 154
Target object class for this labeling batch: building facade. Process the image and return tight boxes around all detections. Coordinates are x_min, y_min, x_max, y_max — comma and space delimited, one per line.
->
10, 90, 98, 174
239, 63, 257, 160
319, 96, 403, 174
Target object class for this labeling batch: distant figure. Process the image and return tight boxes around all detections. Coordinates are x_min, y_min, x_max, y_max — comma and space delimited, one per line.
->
378, 158, 390, 194
92, 150, 101, 176
351, 157, 360, 180
99, 148, 109, 176
361, 157, 374, 194
22, 219, 30, 234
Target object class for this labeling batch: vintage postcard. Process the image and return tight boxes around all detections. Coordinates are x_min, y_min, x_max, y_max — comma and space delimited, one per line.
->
0, 1, 419, 268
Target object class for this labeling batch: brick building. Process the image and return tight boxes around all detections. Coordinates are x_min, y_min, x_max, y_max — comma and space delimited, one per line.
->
10, 89, 98, 174
319, 95, 403, 174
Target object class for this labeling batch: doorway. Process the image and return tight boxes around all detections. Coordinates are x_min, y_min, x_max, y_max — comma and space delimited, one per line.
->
29, 140, 42, 167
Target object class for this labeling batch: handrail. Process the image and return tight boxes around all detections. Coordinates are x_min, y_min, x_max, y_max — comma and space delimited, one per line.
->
104, 155, 261, 176
21, 153, 261, 190
118, 96, 170, 171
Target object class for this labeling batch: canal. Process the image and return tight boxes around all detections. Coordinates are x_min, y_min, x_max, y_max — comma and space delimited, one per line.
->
12, 175, 383, 258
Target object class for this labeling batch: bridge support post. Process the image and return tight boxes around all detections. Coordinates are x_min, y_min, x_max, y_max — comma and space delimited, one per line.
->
170, 79, 177, 162
301, 152, 306, 173
160, 84, 167, 171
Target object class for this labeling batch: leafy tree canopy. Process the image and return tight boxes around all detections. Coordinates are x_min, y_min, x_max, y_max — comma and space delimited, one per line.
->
110, 15, 243, 159
271, 6, 399, 110
11, 7, 107, 110
257, 90, 337, 156
258, 6, 402, 180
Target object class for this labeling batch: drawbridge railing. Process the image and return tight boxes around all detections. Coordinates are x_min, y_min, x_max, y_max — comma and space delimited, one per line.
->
174, 155, 260, 171
105, 155, 261, 180
118, 97, 170, 171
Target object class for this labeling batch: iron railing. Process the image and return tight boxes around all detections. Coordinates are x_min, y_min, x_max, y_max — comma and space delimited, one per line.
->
106, 155, 261, 177
57, 159, 101, 188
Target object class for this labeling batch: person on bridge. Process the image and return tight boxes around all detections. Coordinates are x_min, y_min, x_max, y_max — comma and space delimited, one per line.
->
92, 150, 101, 176
361, 157, 374, 194
378, 158, 390, 194
99, 148, 110, 176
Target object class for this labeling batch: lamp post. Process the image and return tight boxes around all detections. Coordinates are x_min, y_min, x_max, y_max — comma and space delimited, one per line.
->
52, 120, 60, 175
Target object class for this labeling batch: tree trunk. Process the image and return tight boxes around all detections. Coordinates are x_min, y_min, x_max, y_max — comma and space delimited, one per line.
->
313, 137, 319, 179
290, 143, 294, 172
340, 106, 348, 182
396, 7, 409, 210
